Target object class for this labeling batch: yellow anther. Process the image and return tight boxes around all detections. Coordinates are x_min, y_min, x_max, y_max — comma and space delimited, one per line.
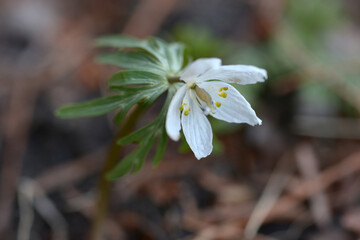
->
184, 107, 190, 116
215, 101, 221, 107
218, 92, 227, 98
219, 87, 228, 92
179, 103, 187, 111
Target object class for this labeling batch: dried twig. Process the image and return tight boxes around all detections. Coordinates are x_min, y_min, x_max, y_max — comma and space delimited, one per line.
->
17, 180, 35, 240
0, 69, 45, 238
244, 153, 292, 238
17, 179, 69, 240
295, 143, 332, 228
269, 151, 360, 219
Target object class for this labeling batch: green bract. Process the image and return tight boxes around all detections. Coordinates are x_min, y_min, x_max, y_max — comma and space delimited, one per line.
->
56, 36, 187, 178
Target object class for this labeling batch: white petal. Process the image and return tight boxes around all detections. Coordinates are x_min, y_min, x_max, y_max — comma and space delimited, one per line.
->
198, 82, 262, 125
180, 58, 221, 82
165, 85, 187, 141
181, 90, 213, 159
197, 65, 267, 84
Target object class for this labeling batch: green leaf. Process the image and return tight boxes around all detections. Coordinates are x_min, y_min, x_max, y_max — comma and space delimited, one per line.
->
113, 104, 133, 125
165, 43, 185, 73
146, 38, 186, 73
141, 84, 168, 107
147, 38, 169, 60
97, 52, 165, 75
95, 35, 166, 64
109, 84, 153, 95
110, 84, 166, 106
106, 150, 138, 179
95, 35, 146, 49
152, 128, 168, 166
96, 35, 186, 75
178, 134, 190, 154
132, 158, 145, 174
131, 135, 156, 173
112, 95, 141, 125
108, 70, 165, 87
112, 86, 154, 123
111, 84, 167, 125
56, 82, 166, 121
107, 134, 155, 179
56, 95, 125, 119
117, 123, 154, 145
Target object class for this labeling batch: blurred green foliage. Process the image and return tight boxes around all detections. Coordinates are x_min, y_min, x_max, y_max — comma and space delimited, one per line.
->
286, 0, 345, 43
173, 24, 232, 59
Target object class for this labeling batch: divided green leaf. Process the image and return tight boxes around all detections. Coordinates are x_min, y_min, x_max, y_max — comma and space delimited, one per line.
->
152, 128, 168, 166
96, 35, 186, 75
97, 52, 165, 75
95, 35, 146, 49
108, 70, 165, 87
56, 95, 125, 119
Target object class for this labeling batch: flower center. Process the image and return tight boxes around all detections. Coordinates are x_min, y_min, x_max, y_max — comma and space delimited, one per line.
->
187, 80, 196, 89
181, 83, 229, 116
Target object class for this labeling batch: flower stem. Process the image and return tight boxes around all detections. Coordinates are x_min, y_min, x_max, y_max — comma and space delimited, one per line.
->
91, 105, 145, 240
167, 76, 181, 83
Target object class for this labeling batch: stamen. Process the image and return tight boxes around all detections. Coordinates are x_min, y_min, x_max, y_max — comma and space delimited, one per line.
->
184, 107, 190, 116
215, 101, 221, 107
179, 103, 187, 111
218, 92, 227, 98
188, 83, 196, 89
219, 87, 228, 92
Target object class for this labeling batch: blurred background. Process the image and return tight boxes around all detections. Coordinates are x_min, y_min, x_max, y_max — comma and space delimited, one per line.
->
1, 0, 360, 239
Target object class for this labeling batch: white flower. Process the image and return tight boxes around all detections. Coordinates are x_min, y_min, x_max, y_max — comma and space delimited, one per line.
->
165, 58, 267, 159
